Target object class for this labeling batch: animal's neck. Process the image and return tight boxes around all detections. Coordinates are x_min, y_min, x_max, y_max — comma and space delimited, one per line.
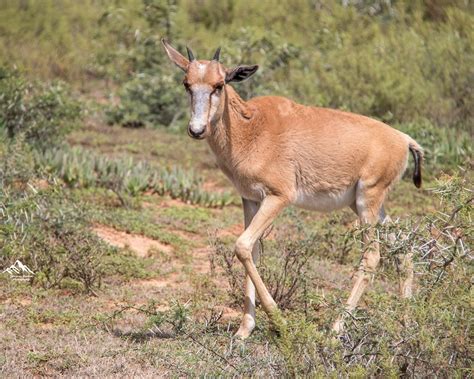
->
208, 85, 258, 164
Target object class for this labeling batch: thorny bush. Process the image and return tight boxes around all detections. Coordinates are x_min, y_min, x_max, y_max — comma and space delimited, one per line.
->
210, 173, 472, 376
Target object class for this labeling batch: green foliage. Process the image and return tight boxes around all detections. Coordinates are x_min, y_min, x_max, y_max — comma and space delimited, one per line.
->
106, 72, 186, 128
96, 0, 474, 131
103, 0, 186, 127
0, 139, 108, 293
0, 132, 36, 189
0, 67, 81, 149
40, 145, 234, 207
0, 0, 142, 83
0, 135, 164, 293
1, 1, 472, 130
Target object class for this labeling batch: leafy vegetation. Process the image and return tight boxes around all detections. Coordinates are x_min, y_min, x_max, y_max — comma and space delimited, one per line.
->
0, 135, 106, 293
108, 0, 474, 131
273, 174, 473, 376
3, 1, 470, 130
0, 67, 81, 148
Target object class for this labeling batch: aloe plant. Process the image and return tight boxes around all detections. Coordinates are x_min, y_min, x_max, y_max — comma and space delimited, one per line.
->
38, 146, 235, 207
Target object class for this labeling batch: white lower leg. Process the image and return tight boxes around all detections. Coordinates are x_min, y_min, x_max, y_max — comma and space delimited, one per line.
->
333, 236, 380, 332
398, 252, 414, 299
235, 275, 256, 338
235, 199, 261, 338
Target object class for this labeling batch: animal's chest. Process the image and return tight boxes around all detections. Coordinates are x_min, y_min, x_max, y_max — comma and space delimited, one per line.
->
212, 157, 267, 201
208, 135, 272, 202
218, 162, 267, 202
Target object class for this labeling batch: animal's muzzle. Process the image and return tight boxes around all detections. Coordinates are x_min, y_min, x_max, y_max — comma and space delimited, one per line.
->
188, 124, 206, 139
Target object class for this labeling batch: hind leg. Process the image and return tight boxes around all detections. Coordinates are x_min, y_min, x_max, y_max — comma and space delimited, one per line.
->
333, 183, 385, 332
382, 211, 414, 299
381, 207, 414, 299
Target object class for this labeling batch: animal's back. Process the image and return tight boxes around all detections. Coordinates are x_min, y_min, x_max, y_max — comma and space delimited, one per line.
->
248, 96, 412, 207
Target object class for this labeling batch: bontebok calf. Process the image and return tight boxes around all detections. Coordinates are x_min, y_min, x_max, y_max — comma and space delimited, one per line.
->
162, 39, 423, 337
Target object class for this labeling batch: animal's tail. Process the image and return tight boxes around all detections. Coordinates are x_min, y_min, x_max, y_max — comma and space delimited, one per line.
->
408, 140, 423, 188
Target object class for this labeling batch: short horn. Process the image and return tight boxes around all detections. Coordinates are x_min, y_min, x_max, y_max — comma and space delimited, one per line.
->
186, 46, 195, 61
212, 47, 221, 61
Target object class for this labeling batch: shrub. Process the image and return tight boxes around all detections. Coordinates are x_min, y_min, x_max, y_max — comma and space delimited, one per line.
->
0, 67, 81, 149
0, 132, 36, 190
106, 70, 186, 128
0, 138, 109, 293
99, 1, 473, 133
1, 1, 472, 131
103, 0, 186, 128
210, 231, 327, 310
210, 173, 472, 376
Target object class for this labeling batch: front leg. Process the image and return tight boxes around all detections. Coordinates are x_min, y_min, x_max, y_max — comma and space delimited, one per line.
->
235, 198, 260, 339
234, 195, 288, 331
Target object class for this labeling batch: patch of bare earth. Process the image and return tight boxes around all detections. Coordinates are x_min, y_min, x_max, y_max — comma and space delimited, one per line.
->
93, 224, 173, 257
91, 220, 241, 334
217, 222, 243, 238
93, 224, 224, 291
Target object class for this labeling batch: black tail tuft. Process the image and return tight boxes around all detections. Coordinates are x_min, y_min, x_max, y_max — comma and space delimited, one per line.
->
409, 145, 422, 188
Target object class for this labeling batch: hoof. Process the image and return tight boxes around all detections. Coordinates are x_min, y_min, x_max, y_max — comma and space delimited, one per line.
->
234, 314, 255, 339
234, 327, 252, 339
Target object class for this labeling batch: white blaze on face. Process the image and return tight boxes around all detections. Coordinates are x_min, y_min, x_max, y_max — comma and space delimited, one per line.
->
197, 63, 207, 79
188, 62, 224, 136
189, 83, 211, 135
188, 63, 209, 135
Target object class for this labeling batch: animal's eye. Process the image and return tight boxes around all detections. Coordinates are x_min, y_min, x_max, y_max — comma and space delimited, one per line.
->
213, 83, 224, 93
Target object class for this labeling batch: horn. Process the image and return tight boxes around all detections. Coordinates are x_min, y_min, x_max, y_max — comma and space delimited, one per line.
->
186, 46, 195, 61
212, 47, 221, 61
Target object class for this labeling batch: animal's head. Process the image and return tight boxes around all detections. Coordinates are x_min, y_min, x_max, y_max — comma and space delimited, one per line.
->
162, 39, 258, 140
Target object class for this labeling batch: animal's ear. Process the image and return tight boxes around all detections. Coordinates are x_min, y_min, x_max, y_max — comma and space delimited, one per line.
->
225, 65, 259, 83
161, 38, 189, 72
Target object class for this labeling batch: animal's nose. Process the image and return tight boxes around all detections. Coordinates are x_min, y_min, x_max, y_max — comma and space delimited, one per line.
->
188, 125, 206, 139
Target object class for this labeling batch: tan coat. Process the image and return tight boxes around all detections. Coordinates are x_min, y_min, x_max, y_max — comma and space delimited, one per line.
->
161, 39, 423, 338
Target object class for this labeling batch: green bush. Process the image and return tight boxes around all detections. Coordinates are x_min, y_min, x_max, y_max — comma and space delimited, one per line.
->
1, 1, 471, 131
0, 67, 81, 149
0, 0, 143, 83
97, 1, 474, 132
103, 0, 186, 127
0, 136, 109, 293
106, 70, 186, 128
1, 1, 472, 131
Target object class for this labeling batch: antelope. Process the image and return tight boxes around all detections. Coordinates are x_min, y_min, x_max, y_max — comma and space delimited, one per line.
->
161, 39, 423, 338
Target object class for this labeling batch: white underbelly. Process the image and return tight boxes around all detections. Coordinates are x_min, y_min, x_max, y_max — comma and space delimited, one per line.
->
294, 184, 356, 212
